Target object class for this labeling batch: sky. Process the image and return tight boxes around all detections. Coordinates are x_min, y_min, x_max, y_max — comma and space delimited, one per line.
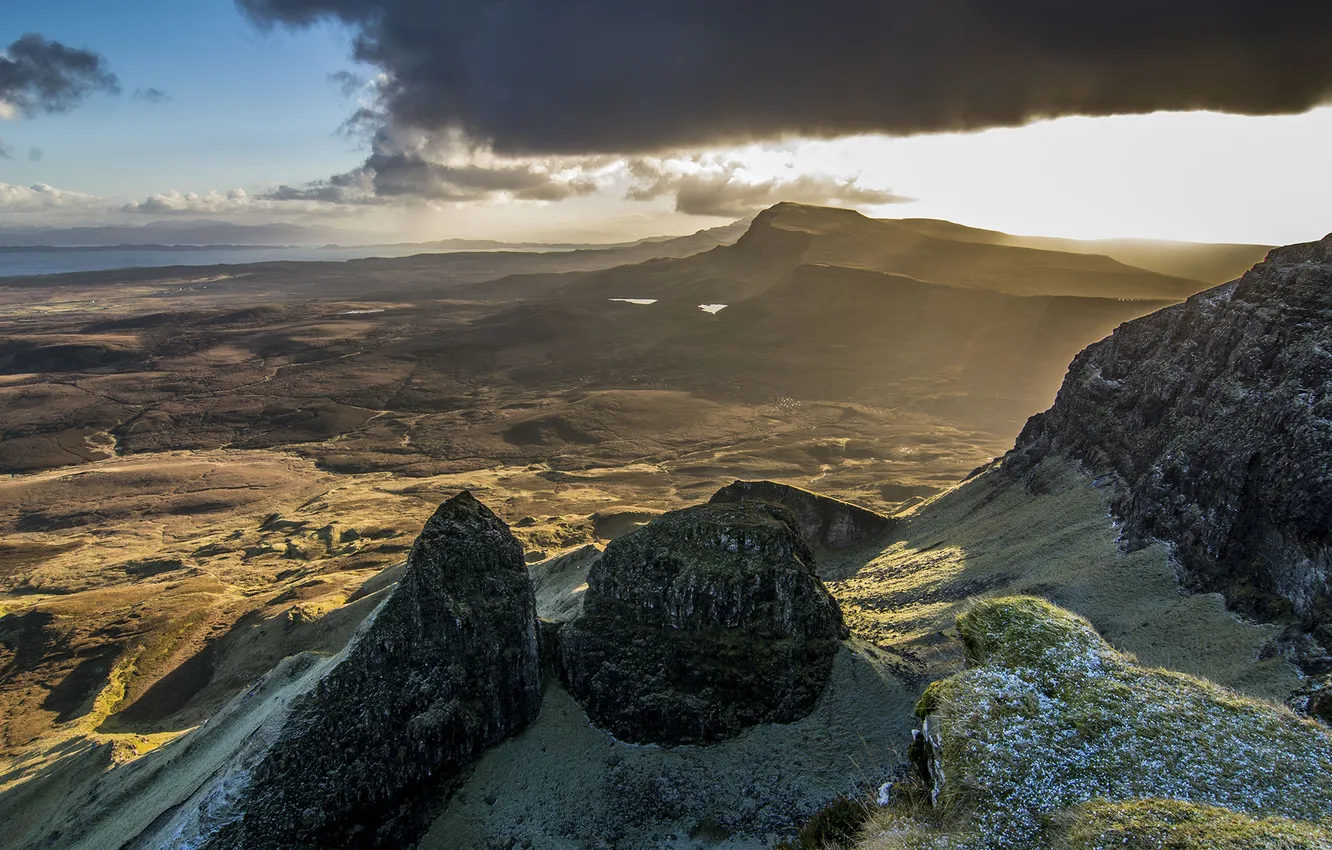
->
1, 0, 1330, 245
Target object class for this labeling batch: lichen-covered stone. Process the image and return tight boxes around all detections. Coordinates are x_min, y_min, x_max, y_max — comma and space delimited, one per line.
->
710, 480, 894, 550
556, 501, 848, 745
207, 491, 541, 849
895, 597, 1332, 848
1003, 234, 1332, 664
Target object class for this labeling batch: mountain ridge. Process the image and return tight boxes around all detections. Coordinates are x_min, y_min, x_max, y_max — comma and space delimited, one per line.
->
889, 215, 1274, 284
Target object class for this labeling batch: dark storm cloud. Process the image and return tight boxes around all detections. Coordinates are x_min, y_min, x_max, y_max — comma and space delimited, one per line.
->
263, 149, 597, 204
266, 180, 362, 204
238, 0, 1332, 155
0, 34, 119, 116
265, 167, 376, 204
366, 151, 597, 201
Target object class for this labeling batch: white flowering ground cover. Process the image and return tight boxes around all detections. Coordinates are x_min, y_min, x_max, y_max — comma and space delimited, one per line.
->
860, 597, 1332, 849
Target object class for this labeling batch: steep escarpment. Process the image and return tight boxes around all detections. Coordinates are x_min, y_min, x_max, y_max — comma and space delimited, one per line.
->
557, 501, 848, 745
1004, 234, 1332, 663
200, 491, 541, 849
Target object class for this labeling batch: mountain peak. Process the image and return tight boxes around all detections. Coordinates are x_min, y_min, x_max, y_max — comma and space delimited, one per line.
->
749, 201, 872, 232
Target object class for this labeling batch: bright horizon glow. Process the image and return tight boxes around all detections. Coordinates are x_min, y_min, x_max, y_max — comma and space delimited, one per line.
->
5, 107, 1328, 247
845, 108, 1332, 246
405, 108, 1332, 246
2, 0, 1328, 247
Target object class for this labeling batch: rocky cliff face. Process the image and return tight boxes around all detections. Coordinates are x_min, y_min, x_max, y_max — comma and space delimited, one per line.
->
1004, 234, 1332, 665
206, 491, 541, 848
557, 501, 848, 745
710, 479, 894, 550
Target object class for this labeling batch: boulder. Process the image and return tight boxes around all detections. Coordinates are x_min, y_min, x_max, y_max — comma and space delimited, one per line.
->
206, 491, 541, 849
557, 501, 847, 745
710, 480, 894, 550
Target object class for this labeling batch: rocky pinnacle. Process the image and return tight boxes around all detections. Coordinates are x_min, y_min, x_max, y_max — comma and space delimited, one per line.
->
207, 491, 541, 849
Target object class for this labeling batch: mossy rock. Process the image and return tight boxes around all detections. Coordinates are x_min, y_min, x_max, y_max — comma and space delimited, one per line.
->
894, 596, 1332, 848
557, 501, 847, 745
954, 595, 1106, 671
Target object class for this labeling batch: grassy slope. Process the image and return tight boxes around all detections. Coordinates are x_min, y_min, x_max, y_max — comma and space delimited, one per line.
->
1055, 799, 1332, 849
862, 597, 1332, 849
829, 457, 1298, 700
421, 640, 916, 849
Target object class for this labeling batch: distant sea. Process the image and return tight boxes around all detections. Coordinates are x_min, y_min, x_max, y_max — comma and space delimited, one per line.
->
0, 244, 447, 278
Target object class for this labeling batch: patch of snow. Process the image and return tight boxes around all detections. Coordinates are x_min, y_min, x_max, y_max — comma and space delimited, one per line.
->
341, 308, 385, 315
609, 298, 657, 305
698, 303, 728, 314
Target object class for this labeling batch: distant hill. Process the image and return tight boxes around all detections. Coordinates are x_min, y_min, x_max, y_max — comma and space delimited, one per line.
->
357, 219, 751, 254
889, 216, 1271, 284
403, 203, 1205, 428
0, 243, 287, 253
0, 202, 1220, 467
511, 202, 1210, 306
0, 219, 387, 248
0, 218, 749, 253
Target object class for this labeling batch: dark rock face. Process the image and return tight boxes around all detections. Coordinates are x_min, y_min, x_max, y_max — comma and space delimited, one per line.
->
1004, 234, 1332, 660
1289, 677, 1332, 725
209, 491, 541, 849
557, 501, 848, 745
710, 480, 894, 549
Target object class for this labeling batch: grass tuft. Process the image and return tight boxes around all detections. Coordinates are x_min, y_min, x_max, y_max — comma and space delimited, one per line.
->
777, 794, 880, 850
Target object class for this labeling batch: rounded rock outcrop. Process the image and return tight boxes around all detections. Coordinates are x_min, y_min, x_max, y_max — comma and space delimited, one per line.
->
556, 501, 848, 745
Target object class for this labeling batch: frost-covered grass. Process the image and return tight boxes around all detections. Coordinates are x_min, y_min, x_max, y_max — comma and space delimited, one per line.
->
1053, 799, 1332, 849
858, 597, 1332, 850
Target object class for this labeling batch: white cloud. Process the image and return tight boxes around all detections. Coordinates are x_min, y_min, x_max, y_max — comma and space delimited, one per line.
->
121, 187, 360, 216
122, 188, 252, 213
0, 181, 103, 212
0, 181, 374, 226
624, 154, 911, 217
0, 100, 16, 120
